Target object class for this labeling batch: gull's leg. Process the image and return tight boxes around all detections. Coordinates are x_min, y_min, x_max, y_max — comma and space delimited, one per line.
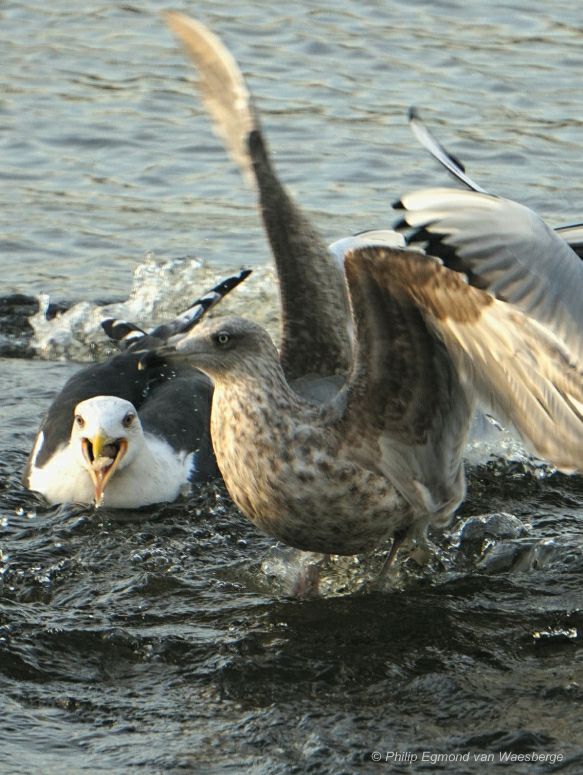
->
290, 554, 326, 598
378, 527, 409, 578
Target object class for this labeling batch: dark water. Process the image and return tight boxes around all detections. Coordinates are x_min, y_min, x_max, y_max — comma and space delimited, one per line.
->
2, 1, 583, 773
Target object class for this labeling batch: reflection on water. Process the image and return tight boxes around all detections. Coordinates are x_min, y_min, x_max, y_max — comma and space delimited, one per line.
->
2, 0, 583, 772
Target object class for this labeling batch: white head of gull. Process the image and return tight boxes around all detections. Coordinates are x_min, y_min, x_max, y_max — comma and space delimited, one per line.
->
28, 395, 194, 508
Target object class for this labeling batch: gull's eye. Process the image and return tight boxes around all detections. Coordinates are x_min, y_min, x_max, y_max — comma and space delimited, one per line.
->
215, 332, 230, 346
74, 414, 85, 429
122, 412, 136, 428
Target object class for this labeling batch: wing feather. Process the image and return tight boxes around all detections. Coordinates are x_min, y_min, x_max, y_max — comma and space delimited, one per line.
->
340, 247, 472, 518
346, 246, 583, 474
396, 188, 583, 364
164, 12, 352, 380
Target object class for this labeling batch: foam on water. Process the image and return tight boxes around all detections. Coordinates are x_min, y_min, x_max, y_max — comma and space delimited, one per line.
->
28, 254, 280, 362
464, 412, 559, 477
29, 253, 202, 361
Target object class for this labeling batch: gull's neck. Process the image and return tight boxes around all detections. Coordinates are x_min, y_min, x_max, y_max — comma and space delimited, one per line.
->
213, 358, 306, 413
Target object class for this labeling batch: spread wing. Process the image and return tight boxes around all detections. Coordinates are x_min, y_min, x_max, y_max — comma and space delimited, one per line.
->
408, 107, 487, 193
395, 188, 583, 364
338, 248, 473, 520
164, 11, 352, 381
102, 269, 251, 350
165, 12, 255, 183
343, 246, 583, 484
408, 109, 583, 258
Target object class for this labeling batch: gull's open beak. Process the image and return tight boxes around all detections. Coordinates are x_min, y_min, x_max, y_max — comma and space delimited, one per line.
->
81, 432, 128, 506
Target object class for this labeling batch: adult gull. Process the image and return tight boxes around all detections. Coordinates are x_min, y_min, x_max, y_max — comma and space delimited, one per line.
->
407, 107, 583, 256
24, 271, 250, 508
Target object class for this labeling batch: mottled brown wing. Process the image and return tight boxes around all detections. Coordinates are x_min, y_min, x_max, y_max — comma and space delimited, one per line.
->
340, 247, 473, 518
345, 246, 583, 477
164, 12, 352, 382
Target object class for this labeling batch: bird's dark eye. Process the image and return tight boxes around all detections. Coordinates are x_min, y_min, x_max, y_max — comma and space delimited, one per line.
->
74, 414, 85, 428
123, 412, 136, 428
216, 332, 230, 346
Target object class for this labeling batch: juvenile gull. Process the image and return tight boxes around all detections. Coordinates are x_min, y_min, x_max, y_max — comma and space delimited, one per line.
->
163, 17, 583, 499
24, 271, 249, 508
165, 246, 583, 558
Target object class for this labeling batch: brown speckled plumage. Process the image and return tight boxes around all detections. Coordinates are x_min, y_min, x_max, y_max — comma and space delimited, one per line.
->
210, 357, 410, 554
171, 247, 476, 555
170, 241, 583, 555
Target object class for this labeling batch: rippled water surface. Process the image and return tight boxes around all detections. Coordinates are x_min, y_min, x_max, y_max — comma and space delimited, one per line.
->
2, 1, 583, 773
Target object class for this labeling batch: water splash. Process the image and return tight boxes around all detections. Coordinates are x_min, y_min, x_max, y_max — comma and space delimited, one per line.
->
464, 411, 558, 475
28, 254, 279, 362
